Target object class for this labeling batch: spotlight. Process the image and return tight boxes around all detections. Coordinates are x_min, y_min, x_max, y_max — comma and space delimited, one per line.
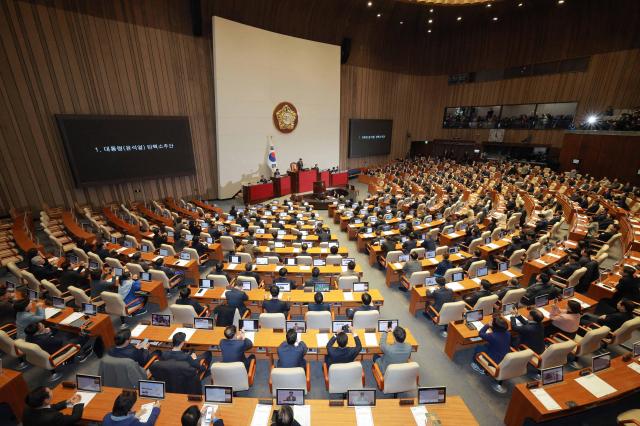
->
367, 1, 372, 6
457, 16, 462, 21
429, 8, 434, 13
586, 115, 598, 125
400, 21, 404, 24
486, 3, 492, 7
427, 29, 432, 33
376, 13, 381, 17
428, 19, 433, 23
492, 16, 498, 21
518, 2, 523, 6
558, 0, 565, 3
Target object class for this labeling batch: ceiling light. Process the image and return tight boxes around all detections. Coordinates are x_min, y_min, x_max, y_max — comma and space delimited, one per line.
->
486, 3, 492, 7
427, 29, 432, 33
518, 2, 523, 6
586, 115, 598, 125
376, 13, 381, 17
429, 8, 434, 13
558, 0, 565, 3
367, 1, 372, 6
457, 16, 462, 21
400, 21, 404, 24
428, 19, 433, 24
492, 16, 498, 21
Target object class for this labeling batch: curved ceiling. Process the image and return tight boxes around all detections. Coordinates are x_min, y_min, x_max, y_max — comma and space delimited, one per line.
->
405, 0, 494, 4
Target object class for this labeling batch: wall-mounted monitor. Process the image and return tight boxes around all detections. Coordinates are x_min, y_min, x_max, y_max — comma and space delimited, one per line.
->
348, 119, 392, 158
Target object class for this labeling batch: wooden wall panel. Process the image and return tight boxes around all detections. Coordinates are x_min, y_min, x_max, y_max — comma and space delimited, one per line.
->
0, 0, 217, 215
340, 49, 640, 169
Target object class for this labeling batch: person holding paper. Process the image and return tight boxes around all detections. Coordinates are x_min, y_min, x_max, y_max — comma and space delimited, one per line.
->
471, 317, 511, 375
510, 309, 545, 354
23, 386, 84, 426
220, 325, 255, 370
108, 329, 154, 367
547, 299, 582, 338
374, 326, 412, 374
325, 325, 362, 366
160, 331, 212, 376
277, 328, 308, 368
102, 390, 160, 425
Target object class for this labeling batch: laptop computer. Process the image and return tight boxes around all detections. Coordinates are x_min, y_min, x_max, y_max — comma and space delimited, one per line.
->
138, 380, 165, 400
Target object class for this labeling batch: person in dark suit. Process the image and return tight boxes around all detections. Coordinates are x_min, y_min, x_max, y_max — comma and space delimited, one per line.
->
89, 269, 115, 298
213, 301, 237, 327
307, 292, 331, 312
271, 405, 301, 426
24, 321, 93, 361
220, 325, 255, 370
108, 329, 153, 367
102, 390, 160, 426
433, 253, 453, 277
463, 279, 493, 307
0, 286, 16, 326
242, 263, 262, 284
226, 281, 249, 316
154, 258, 177, 279
421, 235, 437, 252
496, 278, 521, 300
277, 328, 308, 368
213, 263, 231, 283
160, 332, 212, 376
181, 405, 224, 426
431, 277, 454, 313
175, 287, 205, 315
325, 326, 362, 366
347, 292, 376, 319
584, 300, 635, 332
503, 237, 522, 259
509, 309, 545, 354
522, 274, 560, 305
462, 250, 482, 272
304, 267, 322, 288
595, 266, 640, 314
274, 268, 296, 290
550, 255, 580, 279
22, 386, 84, 426
29, 256, 58, 281
470, 317, 511, 374
95, 242, 111, 260
58, 259, 89, 292
263, 286, 290, 315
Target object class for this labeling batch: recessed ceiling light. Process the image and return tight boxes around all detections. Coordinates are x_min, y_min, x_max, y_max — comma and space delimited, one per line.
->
400, 21, 404, 24
518, 2, 523, 6
429, 8, 434, 13
427, 29, 432, 33
486, 3, 492, 7
457, 16, 462, 21
428, 19, 433, 24
367, 1, 372, 6
558, 0, 564, 3
492, 16, 498, 21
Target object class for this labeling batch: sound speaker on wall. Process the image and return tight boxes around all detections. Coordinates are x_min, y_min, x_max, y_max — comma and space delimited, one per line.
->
341, 38, 352, 64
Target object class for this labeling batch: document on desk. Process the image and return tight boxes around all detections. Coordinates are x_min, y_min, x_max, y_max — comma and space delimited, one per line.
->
60, 312, 84, 325
355, 406, 374, 426
275, 266, 283, 272
472, 278, 481, 284
131, 324, 148, 337
364, 333, 378, 346
116, 247, 128, 254
547, 253, 561, 259
170, 327, 196, 342
486, 243, 500, 249
293, 405, 311, 426
536, 260, 548, 266
44, 307, 61, 319
137, 403, 156, 423
530, 388, 561, 411
343, 292, 354, 301
393, 262, 403, 269
250, 404, 272, 426
244, 332, 255, 344
227, 263, 237, 270
410, 405, 428, 425
569, 298, 590, 309
471, 321, 485, 331
538, 308, 551, 319
74, 391, 98, 407
445, 282, 464, 291
316, 333, 329, 347
575, 374, 617, 398
627, 362, 640, 374
299, 266, 311, 271
502, 270, 517, 278
196, 288, 208, 297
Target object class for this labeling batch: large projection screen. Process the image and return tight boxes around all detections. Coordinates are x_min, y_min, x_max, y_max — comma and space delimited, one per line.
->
212, 17, 340, 198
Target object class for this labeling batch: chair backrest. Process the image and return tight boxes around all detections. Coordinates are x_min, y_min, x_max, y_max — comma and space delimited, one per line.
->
270, 367, 306, 397
608, 316, 640, 346
67, 286, 91, 307
141, 239, 156, 252
468, 238, 483, 253
237, 275, 259, 289
383, 362, 419, 394
386, 251, 402, 263
125, 235, 139, 249
328, 361, 363, 394
125, 263, 145, 276
296, 256, 313, 266
437, 301, 466, 325
509, 249, 526, 267
491, 226, 505, 241
441, 225, 453, 235
7, 262, 22, 282
353, 310, 380, 330
566, 267, 587, 287
14, 339, 52, 370
105, 257, 123, 269
101, 291, 127, 316
266, 256, 280, 265
88, 252, 104, 270
170, 304, 197, 325
305, 311, 332, 330
0, 331, 18, 357
259, 313, 286, 330
410, 248, 426, 259
149, 270, 170, 289
473, 294, 499, 316
237, 252, 252, 264
467, 260, 486, 279
326, 255, 342, 266
595, 252, 608, 266
41, 279, 62, 298
160, 244, 176, 256
72, 247, 89, 263
338, 276, 358, 291
501, 288, 526, 305
211, 362, 249, 392
495, 349, 534, 381
99, 354, 147, 388
575, 326, 611, 357
539, 340, 577, 370
206, 274, 230, 288
220, 236, 235, 251
408, 271, 430, 288
183, 248, 201, 264
526, 243, 542, 261
444, 267, 464, 283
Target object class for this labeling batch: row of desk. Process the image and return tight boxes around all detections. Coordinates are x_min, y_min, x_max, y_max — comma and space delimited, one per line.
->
243, 170, 349, 204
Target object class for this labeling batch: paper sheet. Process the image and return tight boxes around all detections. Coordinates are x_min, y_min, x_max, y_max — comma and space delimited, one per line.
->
316, 333, 329, 347
537, 260, 548, 266
275, 266, 283, 272
299, 266, 311, 271
44, 307, 61, 319
503, 270, 516, 278
575, 374, 617, 398
627, 362, 640, 374
445, 282, 464, 291
411, 405, 428, 425
201, 404, 219, 426
196, 288, 208, 296
486, 243, 500, 249
170, 327, 197, 341
530, 388, 562, 411
548, 253, 561, 259
293, 405, 311, 426
250, 404, 272, 426
472, 278, 481, 284
364, 333, 378, 346
569, 298, 590, 309
130, 325, 148, 338
244, 331, 255, 344
137, 402, 156, 423
60, 312, 84, 325
538, 308, 551, 318
355, 406, 374, 426
227, 264, 237, 270
343, 292, 354, 301
74, 391, 97, 407
116, 247, 128, 254
393, 262, 403, 269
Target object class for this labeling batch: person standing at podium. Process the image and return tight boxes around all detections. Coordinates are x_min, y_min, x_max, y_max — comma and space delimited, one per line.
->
274, 168, 281, 178
297, 158, 304, 170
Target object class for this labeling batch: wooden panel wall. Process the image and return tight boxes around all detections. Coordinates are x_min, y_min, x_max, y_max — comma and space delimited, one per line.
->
0, 0, 217, 215
559, 133, 640, 185
340, 49, 640, 169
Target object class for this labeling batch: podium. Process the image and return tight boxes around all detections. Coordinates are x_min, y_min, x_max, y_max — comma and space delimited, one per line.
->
318, 170, 330, 188
330, 171, 349, 187
273, 175, 292, 197
242, 182, 274, 204
289, 169, 318, 193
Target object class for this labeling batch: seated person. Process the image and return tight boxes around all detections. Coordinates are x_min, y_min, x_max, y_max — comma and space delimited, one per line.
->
277, 328, 308, 368
213, 262, 231, 283
175, 287, 205, 315
263, 286, 290, 315
509, 308, 545, 354
421, 235, 437, 251
549, 255, 580, 279
307, 292, 331, 312
503, 237, 522, 258
213, 300, 237, 327
226, 280, 249, 316
108, 329, 154, 367
271, 405, 301, 426
58, 259, 89, 291
304, 267, 322, 288
325, 325, 362, 366
102, 390, 160, 426
23, 386, 84, 425
90, 269, 116, 298
470, 317, 511, 374
402, 252, 422, 278
29, 255, 58, 281
433, 253, 453, 277
496, 278, 521, 300
462, 250, 482, 272
220, 325, 255, 370
154, 258, 177, 279
430, 276, 454, 314
594, 266, 639, 314
0, 286, 16, 326
181, 405, 224, 426
522, 273, 560, 305
24, 321, 93, 362
582, 299, 634, 332
340, 261, 358, 278
463, 279, 493, 307
347, 292, 376, 319
374, 325, 412, 374
116, 271, 146, 314
160, 332, 212, 376
274, 267, 296, 290
191, 238, 208, 257
547, 299, 582, 338
14, 298, 45, 339
243, 263, 262, 284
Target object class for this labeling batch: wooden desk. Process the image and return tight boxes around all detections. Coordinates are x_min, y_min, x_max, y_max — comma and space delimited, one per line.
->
133, 203, 173, 227
12, 214, 44, 253
46, 307, 116, 347
442, 294, 596, 360
520, 248, 569, 286
103, 207, 148, 240
408, 269, 523, 316
191, 199, 223, 216
504, 357, 640, 426
165, 198, 199, 220
222, 263, 363, 287
0, 369, 28, 420
385, 252, 472, 287
255, 246, 349, 257
243, 182, 275, 204
140, 280, 169, 310
62, 211, 96, 244
54, 385, 478, 426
